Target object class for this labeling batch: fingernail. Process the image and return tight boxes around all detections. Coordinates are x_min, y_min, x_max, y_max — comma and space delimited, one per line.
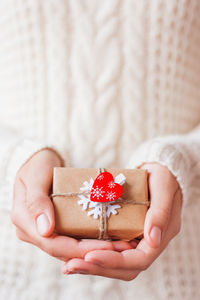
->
149, 226, 161, 247
64, 269, 88, 275
36, 213, 50, 236
72, 270, 88, 274
130, 240, 139, 248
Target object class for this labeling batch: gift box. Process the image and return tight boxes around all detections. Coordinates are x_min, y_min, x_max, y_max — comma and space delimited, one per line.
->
51, 167, 150, 241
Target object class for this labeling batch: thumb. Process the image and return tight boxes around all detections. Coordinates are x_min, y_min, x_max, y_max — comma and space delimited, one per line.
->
17, 149, 62, 237
25, 167, 55, 238
26, 188, 55, 237
143, 170, 175, 248
144, 203, 172, 249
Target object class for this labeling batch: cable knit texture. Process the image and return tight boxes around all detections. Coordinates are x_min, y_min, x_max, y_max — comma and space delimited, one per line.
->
0, 0, 200, 299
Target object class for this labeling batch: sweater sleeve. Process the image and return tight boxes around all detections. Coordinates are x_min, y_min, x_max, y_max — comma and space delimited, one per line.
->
125, 124, 200, 213
0, 125, 66, 213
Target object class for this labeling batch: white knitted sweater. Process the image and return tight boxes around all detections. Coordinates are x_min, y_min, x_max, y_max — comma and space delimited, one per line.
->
0, 1, 200, 299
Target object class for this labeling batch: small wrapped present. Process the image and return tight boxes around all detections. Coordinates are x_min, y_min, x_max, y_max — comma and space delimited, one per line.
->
51, 167, 150, 241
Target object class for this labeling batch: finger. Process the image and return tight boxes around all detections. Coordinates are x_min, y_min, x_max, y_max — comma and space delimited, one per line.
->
15, 228, 114, 263
136, 187, 182, 258
14, 155, 56, 237
21, 151, 58, 236
22, 149, 59, 193
36, 235, 114, 259
15, 229, 69, 262
15, 228, 68, 263
19, 178, 55, 237
84, 248, 146, 269
12, 177, 49, 238
141, 165, 177, 248
15, 221, 115, 260
111, 240, 138, 252
81, 239, 137, 252
21, 153, 56, 237
62, 258, 139, 281
12, 174, 27, 219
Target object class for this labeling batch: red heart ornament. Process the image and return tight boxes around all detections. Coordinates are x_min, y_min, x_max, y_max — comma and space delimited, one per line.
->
90, 171, 124, 203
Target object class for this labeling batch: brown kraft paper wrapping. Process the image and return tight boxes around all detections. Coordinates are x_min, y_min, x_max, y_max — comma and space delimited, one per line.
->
51, 167, 149, 241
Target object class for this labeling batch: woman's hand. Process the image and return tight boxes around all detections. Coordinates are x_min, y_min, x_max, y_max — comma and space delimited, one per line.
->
61, 163, 183, 280
11, 149, 114, 262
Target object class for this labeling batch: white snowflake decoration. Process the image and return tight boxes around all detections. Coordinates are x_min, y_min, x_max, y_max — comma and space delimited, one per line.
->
106, 190, 116, 201
106, 204, 121, 218
77, 173, 126, 219
108, 181, 116, 188
87, 202, 102, 219
98, 174, 105, 180
90, 185, 105, 200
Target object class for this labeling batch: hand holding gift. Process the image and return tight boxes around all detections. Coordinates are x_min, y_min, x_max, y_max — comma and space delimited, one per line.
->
62, 163, 183, 281
11, 150, 115, 263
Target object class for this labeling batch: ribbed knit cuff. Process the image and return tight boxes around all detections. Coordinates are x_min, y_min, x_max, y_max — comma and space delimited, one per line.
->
1, 138, 66, 213
125, 135, 191, 214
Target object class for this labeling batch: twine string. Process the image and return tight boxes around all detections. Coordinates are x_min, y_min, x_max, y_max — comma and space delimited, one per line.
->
98, 168, 107, 240
50, 168, 150, 240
